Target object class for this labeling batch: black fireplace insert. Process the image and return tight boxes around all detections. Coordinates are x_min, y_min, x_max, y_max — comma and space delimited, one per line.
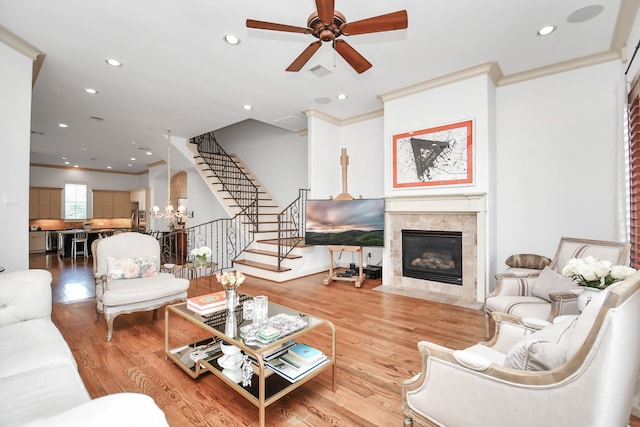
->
401, 229, 463, 285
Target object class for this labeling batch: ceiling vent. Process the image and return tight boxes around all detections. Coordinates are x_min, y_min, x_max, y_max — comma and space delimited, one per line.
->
309, 64, 332, 77
272, 115, 307, 132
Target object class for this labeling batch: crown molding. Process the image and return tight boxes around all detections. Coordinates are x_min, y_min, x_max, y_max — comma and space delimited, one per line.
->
303, 108, 384, 127
377, 62, 503, 103
0, 25, 41, 60
498, 50, 621, 86
30, 163, 150, 176
611, 0, 640, 53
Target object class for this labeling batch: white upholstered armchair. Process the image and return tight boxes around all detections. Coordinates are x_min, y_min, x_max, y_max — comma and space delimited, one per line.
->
484, 237, 630, 337
94, 232, 190, 341
402, 271, 640, 427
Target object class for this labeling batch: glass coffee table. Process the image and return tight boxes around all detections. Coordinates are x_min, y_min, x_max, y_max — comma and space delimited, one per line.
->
165, 292, 336, 427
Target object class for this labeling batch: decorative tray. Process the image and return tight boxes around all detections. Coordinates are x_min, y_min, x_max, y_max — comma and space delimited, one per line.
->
240, 313, 308, 347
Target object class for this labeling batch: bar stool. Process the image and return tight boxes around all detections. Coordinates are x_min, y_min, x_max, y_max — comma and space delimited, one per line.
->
71, 231, 88, 258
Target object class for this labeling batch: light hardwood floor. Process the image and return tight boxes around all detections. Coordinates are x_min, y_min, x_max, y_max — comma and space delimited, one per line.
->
30, 253, 640, 427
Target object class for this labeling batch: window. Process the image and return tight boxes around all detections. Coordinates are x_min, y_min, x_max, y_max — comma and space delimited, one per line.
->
64, 183, 87, 220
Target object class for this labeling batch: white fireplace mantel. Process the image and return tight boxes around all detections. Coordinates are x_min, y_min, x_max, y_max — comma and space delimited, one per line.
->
386, 193, 487, 214
383, 193, 488, 303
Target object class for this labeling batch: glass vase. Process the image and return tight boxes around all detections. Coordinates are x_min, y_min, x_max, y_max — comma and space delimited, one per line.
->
195, 255, 207, 267
224, 288, 238, 337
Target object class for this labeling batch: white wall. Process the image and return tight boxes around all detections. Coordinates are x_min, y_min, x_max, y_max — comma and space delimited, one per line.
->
0, 41, 35, 272
215, 119, 307, 206
495, 60, 626, 265
307, 115, 341, 199
383, 74, 494, 197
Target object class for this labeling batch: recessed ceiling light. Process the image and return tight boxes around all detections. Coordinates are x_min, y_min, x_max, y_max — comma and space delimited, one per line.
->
62, 157, 67, 160
105, 58, 122, 67
84, 88, 98, 94
128, 164, 132, 167
130, 157, 136, 161
107, 166, 112, 169
337, 93, 348, 100
537, 25, 556, 36
73, 165, 79, 168
58, 123, 68, 128
146, 151, 152, 155
243, 104, 253, 110
224, 34, 240, 45
64, 161, 70, 165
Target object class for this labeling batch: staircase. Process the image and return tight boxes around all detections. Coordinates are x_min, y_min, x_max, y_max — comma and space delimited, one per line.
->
188, 132, 312, 282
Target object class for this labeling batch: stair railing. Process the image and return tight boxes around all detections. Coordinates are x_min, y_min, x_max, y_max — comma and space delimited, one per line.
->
190, 131, 259, 230
158, 202, 256, 273
276, 188, 308, 270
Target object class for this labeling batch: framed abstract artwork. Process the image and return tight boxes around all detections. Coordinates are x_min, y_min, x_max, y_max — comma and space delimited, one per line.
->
393, 119, 473, 188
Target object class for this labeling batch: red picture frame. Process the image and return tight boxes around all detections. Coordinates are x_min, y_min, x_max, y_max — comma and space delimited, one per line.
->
392, 120, 473, 188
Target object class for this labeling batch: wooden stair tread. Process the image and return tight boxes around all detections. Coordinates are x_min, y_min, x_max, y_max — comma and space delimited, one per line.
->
233, 259, 291, 272
257, 237, 309, 247
244, 248, 301, 259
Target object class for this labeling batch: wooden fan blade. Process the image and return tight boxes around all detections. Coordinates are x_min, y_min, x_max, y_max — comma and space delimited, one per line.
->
333, 39, 372, 74
246, 19, 312, 34
340, 10, 408, 36
315, 0, 335, 24
286, 41, 322, 72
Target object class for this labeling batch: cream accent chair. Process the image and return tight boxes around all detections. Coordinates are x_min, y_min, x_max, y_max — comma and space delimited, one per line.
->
484, 237, 630, 337
94, 232, 189, 341
402, 271, 640, 427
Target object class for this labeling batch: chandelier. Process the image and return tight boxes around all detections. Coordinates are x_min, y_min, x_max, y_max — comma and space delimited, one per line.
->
152, 129, 186, 220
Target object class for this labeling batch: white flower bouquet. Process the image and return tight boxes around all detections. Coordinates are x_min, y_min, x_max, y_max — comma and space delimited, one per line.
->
215, 270, 246, 290
562, 256, 636, 289
190, 246, 212, 258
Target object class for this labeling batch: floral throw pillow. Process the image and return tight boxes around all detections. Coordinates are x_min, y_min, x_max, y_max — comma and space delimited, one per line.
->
107, 256, 158, 281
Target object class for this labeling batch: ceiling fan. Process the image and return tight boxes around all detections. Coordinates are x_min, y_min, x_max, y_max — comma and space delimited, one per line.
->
246, 0, 408, 74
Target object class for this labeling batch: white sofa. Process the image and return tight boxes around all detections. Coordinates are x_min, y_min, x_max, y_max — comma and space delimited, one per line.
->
0, 269, 169, 427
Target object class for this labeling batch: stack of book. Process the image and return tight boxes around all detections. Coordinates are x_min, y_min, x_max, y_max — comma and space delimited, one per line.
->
187, 291, 227, 316
266, 343, 328, 382
257, 326, 281, 342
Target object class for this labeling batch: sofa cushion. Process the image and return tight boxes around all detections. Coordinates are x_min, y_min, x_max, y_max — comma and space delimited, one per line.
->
102, 273, 189, 306
505, 254, 552, 270
531, 266, 578, 302
0, 318, 77, 379
107, 256, 158, 281
0, 269, 52, 327
0, 363, 90, 427
504, 317, 577, 371
20, 393, 169, 427
484, 295, 552, 320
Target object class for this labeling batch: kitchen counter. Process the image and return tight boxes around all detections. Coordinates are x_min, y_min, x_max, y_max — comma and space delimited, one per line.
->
57, 229, 133, 257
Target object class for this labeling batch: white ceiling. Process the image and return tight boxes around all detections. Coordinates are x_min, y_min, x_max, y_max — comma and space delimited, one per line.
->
0, 0, 633, 173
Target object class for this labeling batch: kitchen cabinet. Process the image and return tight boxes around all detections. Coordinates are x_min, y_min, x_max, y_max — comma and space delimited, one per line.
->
29, 231, 46, 253
29, 187, 62, 219
92, 190, 130, 218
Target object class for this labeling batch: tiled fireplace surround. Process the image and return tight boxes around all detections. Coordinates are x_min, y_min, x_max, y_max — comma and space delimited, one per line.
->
383, 193, 487, 307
